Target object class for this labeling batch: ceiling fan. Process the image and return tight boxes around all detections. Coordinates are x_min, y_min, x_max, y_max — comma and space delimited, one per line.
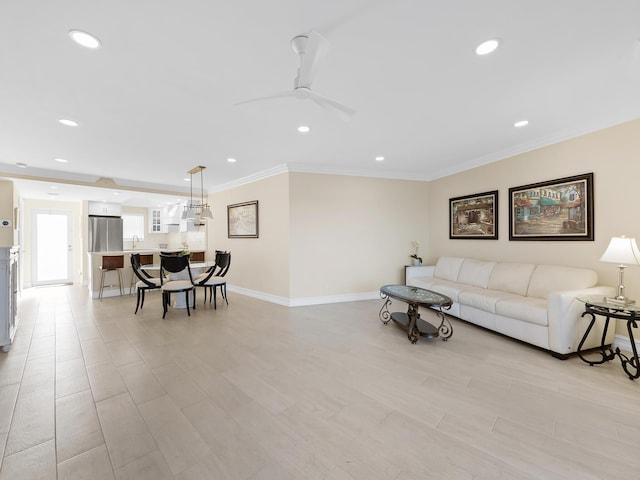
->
235, 31, 356, 121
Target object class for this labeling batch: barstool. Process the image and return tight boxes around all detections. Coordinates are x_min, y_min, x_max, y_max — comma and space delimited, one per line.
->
99, 255, 124, 299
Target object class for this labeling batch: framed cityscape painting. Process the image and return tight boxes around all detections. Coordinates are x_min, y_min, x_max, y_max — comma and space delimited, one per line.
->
228, 200, 259, 238
449, 190, 498, 239
508, 172, 594, 241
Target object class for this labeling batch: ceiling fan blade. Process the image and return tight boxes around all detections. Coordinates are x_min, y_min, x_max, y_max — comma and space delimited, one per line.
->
234, 90, 294, 107
308, 91, 355, 122
296, 31, 329, 88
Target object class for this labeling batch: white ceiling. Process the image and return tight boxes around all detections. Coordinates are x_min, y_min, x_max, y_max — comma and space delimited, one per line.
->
1, 0, 640, 204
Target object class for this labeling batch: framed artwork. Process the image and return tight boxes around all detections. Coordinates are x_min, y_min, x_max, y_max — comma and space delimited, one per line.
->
508, 172, 594, 241
449, 190, 498, 239
227, 200, 259, 238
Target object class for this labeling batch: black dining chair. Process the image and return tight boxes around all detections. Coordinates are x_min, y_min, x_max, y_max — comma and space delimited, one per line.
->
159, 254, 196, 318
194, 251, 231, 309
130, 253, 162, 314
129, 253, 155, 294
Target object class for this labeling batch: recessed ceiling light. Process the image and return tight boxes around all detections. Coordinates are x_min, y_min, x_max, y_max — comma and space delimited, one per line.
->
55, 158, 69, 163
113, 192, 119, 196
16, 162, 27, 168
69, 30, 101, 49
50, 186, 58, 189
184, 178, 191, 182
58, 118, 79, 127
227, 158, 236, 163
475, 39, 500, 56
375, 156, 385, 162
514, 120, 529, 128
297, 125, 310, 133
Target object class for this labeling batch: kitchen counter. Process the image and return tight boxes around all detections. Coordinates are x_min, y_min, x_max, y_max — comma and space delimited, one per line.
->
88, 248, 166, 255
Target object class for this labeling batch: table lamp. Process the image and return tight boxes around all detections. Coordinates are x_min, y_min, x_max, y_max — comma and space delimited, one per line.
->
599, 235, 640, 305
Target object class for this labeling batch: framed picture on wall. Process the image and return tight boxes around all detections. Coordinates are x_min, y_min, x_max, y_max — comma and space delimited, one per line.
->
449, 190, 498, 239
227, 200, 259, 238
508, 172, 594, 241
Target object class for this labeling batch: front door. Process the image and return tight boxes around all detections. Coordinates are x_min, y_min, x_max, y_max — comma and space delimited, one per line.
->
32, 209, 73, 286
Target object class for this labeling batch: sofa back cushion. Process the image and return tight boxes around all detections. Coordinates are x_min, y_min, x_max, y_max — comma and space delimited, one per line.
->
434, 257, 465, 282
457, 258, 497, 288
488, 262, 536, 296
527, 265, 598, 299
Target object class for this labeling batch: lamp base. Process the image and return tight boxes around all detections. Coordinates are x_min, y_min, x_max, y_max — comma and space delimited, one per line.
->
604, 296, 636, 306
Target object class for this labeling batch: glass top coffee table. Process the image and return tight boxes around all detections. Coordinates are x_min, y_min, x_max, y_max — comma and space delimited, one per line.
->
379, 285, 453, 344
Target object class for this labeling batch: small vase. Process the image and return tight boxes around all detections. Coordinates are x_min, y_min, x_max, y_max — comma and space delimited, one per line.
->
412, 259, 421, 266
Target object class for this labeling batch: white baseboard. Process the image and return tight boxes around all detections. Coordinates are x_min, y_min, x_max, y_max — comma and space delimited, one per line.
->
613, 333, 640, 353
226, 285, 380, 307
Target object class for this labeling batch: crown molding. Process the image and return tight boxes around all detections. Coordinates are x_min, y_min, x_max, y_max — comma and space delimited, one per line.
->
428, 113, 640, 181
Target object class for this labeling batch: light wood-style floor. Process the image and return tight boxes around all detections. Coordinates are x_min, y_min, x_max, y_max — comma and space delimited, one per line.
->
0, 284, 639, 479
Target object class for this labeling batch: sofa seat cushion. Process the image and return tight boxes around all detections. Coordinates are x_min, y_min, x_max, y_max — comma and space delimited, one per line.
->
458, 289, 522, 314
495, 297, 548, 326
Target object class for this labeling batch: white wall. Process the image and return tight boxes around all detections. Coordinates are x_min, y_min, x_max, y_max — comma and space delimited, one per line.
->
289, 173, 429, 300
427, 118, 640, 335
209, 173, 291, 300
208, 172, 429, 304
0, 180, 16, 246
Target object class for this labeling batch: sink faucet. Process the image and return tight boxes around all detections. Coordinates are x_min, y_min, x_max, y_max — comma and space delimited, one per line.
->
132, 235, 139, 249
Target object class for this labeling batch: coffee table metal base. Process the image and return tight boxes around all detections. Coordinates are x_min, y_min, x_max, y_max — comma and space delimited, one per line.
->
379, 295, 452, 344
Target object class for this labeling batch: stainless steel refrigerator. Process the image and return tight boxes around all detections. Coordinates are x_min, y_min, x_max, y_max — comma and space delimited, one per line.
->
88, 215, 123, 252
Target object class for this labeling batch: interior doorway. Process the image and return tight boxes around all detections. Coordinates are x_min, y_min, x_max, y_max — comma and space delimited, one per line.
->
32, 209, 73, 286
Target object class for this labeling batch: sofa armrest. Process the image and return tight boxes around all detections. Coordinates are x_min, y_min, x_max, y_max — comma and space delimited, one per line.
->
547, 285, 616, 354
405, 265, 435, 285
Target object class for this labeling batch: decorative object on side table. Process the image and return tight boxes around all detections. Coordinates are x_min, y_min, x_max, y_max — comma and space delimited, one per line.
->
577, 296, 640, 380
409, 240, 422, 266
599, 235, 640, 305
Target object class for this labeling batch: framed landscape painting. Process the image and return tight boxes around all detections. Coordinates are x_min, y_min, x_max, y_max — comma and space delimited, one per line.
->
508, 172, 593, 241
227, 200, 259, 238
449, 190, 498, 239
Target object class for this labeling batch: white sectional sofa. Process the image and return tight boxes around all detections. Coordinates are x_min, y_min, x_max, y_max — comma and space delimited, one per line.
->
405, 257, 615, 358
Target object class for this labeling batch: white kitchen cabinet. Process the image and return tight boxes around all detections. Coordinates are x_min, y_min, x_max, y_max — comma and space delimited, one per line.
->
0, 246, 19, 352
88, 201, 122, 217
149, 208, 164, 233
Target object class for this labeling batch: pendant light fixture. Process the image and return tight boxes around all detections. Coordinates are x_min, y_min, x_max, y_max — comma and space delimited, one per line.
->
182, 165, 213, 221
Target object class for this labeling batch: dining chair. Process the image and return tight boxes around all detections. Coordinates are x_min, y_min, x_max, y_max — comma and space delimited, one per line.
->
159, 254, 196, 318
129, 253, 154, 294
130, 253, 162, 314
194, 251, 231, 309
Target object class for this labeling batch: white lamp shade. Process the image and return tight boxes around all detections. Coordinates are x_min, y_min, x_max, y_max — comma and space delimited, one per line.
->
201, 207, 213, 219
600, 236, 640, 265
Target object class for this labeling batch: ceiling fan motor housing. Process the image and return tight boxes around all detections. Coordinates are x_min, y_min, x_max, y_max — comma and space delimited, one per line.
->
290, 34, 309, 55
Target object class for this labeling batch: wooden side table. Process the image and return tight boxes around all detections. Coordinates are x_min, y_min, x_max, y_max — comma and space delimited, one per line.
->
577, 296, 640, 380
